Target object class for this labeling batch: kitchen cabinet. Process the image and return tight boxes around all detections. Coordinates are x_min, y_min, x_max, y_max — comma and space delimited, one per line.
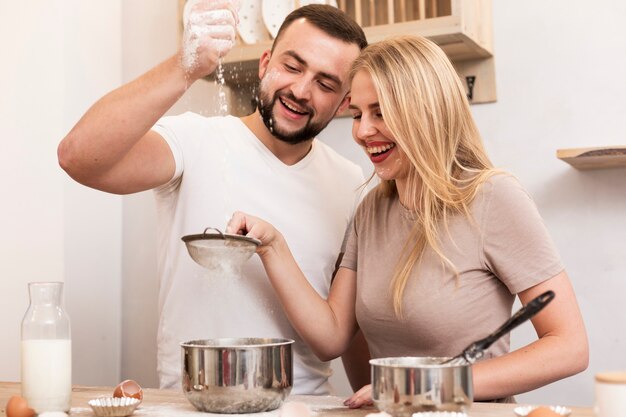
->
180, 0, 496, 115
339, 0, 496, 105
557, 146, 626, 170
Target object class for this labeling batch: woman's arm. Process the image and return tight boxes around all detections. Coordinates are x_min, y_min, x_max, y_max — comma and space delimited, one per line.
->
227, 211, 360, 361
472, 270, 589, 400
341, 330, 372, 392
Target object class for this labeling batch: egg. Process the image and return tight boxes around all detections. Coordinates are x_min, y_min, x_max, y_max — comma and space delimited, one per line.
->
527, 406, 562, 417
5, 395, 35, 417
113, 379, 143, 402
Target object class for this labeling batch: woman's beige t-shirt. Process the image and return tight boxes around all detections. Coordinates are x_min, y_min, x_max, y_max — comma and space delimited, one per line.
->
340, 174, 563, 361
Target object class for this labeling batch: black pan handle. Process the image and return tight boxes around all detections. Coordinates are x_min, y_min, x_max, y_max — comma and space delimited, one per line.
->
460, 290, 555, 363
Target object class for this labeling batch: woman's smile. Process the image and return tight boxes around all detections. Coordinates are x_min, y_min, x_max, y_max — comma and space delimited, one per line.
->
365, 141, 396, 163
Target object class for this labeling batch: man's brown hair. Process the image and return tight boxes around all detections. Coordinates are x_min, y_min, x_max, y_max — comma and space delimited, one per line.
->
272, 4, 368, 52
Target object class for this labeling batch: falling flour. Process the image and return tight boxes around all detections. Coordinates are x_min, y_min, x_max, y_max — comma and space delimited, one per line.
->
70, 395, 345, 417
215, 58, 228, 115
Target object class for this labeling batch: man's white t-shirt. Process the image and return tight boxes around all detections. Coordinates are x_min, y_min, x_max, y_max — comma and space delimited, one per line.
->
151, 113, 364, 395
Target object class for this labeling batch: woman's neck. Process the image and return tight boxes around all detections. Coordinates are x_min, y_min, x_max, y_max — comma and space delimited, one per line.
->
396, 177, 421, 211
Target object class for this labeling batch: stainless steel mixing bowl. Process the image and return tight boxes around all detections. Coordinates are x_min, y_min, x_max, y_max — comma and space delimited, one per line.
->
181, 338, 293, 414
370, 357, 473, 417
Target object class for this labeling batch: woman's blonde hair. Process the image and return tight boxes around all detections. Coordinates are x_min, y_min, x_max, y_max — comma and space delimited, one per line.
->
350, 35, 498, 317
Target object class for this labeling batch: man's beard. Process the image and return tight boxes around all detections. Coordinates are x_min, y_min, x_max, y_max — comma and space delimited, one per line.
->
256, 89, 333, 145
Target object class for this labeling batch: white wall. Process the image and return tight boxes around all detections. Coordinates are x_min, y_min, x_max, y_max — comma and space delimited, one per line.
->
0, 1, 65, 382
478, 0, 626, 406
2, 0, 625, 409
0, 1, 123, 385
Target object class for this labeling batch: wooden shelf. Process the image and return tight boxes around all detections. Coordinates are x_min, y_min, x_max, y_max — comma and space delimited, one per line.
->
557, 146, 626, 170
221, 13, 493, 67
196, 0, 495, 116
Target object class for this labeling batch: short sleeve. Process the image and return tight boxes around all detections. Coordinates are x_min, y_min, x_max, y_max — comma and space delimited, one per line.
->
152, 115, 185, 194
481, 175, 564, 294
340, 217, 358, 271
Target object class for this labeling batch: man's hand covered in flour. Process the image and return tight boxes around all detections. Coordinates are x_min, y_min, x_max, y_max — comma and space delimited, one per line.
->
181, 0, 240, 78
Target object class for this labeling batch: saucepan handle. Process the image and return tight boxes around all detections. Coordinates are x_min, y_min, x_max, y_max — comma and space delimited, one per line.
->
460, 290, 555, 363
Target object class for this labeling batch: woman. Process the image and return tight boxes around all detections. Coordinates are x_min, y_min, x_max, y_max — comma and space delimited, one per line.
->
227, 35, 588, 406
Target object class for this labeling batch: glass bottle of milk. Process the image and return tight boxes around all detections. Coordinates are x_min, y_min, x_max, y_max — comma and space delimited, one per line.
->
21, 282, 72, 413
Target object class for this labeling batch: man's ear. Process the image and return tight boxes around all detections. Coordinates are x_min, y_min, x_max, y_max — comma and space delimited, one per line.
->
335, 94, 351, 117
258, 49, 271, 79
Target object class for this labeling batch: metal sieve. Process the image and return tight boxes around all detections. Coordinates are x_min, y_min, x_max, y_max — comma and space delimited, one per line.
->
181, 227, 261, 270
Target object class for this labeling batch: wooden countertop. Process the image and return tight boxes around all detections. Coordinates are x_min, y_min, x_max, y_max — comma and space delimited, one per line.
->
0, 382, 594, 417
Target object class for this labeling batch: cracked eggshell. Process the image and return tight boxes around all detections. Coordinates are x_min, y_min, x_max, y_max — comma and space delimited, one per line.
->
113, 379, 143, 402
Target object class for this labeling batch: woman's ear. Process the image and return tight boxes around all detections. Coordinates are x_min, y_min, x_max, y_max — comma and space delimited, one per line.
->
258, 49, 271, 79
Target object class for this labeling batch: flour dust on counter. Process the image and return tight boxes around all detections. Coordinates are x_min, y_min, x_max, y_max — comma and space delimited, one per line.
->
69, 404, 277, 417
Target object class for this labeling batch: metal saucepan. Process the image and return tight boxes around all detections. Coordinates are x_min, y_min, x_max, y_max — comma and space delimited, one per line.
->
181, 338, 294, 414
370, 290, 555, 416
181, 227, 261, 271
371, 356, 473, 416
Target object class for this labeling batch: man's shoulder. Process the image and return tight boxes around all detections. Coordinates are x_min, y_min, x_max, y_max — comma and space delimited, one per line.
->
313, 140, 364, 180
154, 114, 244, 148
158, 112, 237, 128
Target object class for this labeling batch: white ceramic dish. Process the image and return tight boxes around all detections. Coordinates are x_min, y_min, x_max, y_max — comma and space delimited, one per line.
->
238, 0, 271, 44
513, 405, 572, 417
262, 0, 296, 38
88, 397, 141, 417
412, 412, 467, 417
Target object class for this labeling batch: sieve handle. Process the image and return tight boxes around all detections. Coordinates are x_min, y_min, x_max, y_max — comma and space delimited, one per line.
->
202, 227, 224, 238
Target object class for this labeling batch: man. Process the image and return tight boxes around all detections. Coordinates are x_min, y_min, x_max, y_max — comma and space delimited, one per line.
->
58, 3, 368, 395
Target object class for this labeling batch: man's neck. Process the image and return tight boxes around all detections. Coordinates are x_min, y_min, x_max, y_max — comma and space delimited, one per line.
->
240, 111, 313, 166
